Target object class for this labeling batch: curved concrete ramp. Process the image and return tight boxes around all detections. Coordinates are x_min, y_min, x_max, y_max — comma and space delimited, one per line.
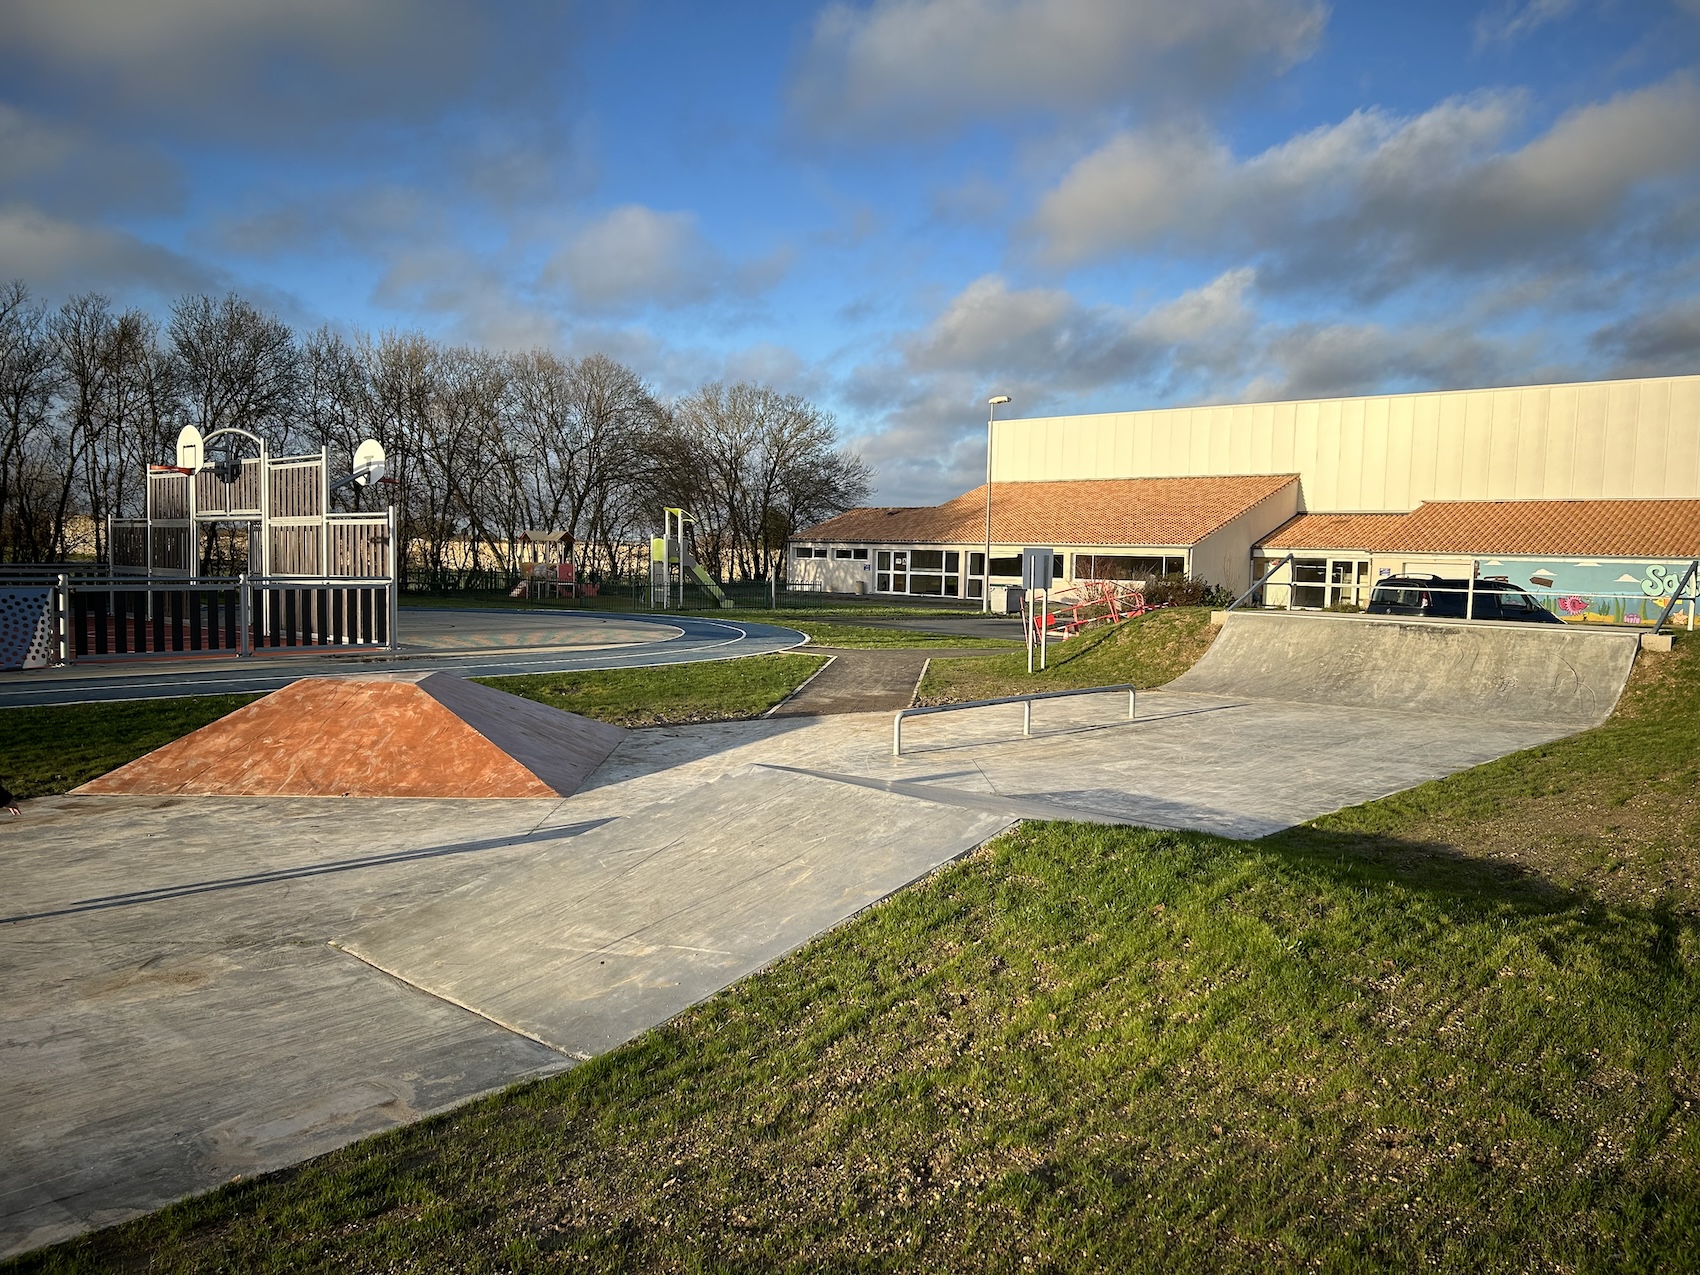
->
1170, 612, 1640, 728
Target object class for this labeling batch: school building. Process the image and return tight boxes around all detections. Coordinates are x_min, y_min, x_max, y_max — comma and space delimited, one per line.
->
790, 374, 1700, 621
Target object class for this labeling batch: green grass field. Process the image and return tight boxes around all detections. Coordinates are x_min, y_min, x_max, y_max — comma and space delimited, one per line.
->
917, 605, 1218, 702
0, 695, 262, 799
787, 620, 1020, 650
475, 653, 828, 728
10, 629, 1700, 1271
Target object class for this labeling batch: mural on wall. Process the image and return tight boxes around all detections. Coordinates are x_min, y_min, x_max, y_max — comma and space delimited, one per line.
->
1479, 558, 1699, 625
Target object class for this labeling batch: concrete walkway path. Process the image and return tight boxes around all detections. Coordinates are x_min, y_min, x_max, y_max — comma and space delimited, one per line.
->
768, 646, 1001, 717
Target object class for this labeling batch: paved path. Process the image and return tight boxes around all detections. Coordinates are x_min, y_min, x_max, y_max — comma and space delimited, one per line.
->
768, 647, 1002, 717
0, 610, 806, 708
0, 678, 1593, 1257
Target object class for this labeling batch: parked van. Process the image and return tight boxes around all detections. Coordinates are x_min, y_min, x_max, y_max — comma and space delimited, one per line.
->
1366, 575, 1563, 623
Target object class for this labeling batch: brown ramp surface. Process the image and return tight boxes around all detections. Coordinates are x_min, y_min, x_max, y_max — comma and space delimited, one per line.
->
77, 672, 625, 798
1171, 611, 1641, 728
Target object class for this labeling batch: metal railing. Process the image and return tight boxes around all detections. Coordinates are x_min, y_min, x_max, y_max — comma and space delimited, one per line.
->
1227, 553, 1294, 612
893, 683, 1137, 757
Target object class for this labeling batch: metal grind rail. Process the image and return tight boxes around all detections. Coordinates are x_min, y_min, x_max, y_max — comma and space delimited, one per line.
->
893, 683, 1137, 757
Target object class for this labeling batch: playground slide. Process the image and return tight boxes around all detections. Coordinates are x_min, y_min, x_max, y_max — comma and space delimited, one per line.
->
689, 563, 736, 608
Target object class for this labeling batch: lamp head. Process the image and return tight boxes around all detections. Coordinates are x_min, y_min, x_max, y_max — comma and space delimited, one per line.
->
987, 394, 1011, 406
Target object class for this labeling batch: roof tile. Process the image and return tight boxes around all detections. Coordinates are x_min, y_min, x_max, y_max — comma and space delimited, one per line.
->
798, 475, 1298, 547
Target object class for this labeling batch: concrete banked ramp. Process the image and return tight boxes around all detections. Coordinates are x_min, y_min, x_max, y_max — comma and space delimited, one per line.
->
1170, 611, 1642, 728
78, 672, 625, 799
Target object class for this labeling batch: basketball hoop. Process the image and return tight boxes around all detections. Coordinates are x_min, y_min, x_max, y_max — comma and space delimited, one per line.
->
149, 464, 197, 475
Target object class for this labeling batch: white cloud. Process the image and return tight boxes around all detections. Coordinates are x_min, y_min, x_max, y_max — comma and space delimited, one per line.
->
0, 203, 215, 297
1030, 74, 1700, 292
0, 0, 570, 143
546, 205, 790, 314
790, 0, 1326, 137
1473, 0, 1580, 48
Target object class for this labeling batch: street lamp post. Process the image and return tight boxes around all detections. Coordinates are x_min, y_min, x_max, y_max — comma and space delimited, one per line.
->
983, 394, 1011, 613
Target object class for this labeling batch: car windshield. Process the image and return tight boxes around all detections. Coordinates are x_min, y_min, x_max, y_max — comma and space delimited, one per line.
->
1371, 587, 1420, 607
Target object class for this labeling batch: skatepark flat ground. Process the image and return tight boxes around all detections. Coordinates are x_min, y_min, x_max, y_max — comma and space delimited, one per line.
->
1, 676, 1598, 1257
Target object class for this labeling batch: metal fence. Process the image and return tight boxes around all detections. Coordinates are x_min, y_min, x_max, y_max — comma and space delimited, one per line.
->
1, 572, 398, 669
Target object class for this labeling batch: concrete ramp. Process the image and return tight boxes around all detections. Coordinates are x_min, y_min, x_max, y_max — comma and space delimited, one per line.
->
77, 672, 625, 799
1171, 611, 1640, 728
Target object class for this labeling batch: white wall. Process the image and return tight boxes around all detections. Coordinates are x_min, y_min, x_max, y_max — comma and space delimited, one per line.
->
992, 376, 1700, 512
1189, 481, 1303, 593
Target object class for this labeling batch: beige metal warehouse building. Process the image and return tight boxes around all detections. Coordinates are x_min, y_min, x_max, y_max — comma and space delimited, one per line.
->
790, 374, 1700, 615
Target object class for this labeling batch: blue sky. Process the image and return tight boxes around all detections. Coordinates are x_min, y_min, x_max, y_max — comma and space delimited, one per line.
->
3, 0, 1698, 504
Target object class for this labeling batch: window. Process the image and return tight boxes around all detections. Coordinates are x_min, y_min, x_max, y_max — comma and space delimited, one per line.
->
875, 547, 959, 595
989, 555, 1022, 578
834, 548, 853, 559
852, 548, 869, 560
1075, 554, 1184, 581
968, 552, 985, 576
1292, 558, 1327, 609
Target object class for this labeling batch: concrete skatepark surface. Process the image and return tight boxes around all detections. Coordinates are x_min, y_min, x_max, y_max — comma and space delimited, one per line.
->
77, 673, 626, 799
0, 612, 1646, 1256
0, 609, 807, 709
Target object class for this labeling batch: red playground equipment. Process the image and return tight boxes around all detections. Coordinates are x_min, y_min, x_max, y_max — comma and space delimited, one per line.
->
1027, 579, 1157, 642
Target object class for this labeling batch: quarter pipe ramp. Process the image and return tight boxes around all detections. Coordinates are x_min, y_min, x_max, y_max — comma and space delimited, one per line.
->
1170, 611, 1641, 729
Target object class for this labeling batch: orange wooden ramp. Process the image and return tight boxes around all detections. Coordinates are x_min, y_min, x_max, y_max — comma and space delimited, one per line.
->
77, 673, 627, 799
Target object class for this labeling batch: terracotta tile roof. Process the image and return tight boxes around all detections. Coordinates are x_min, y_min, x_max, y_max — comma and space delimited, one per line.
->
1258, 512, 1409, 551
797, 475, 1299, 547
1386, 499, 1700, 558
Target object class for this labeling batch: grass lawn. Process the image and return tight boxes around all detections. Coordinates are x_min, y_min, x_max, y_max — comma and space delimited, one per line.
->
16, 632, 1700, 1270
917, 605, 1217, 703
0, 695, 261, 799
785, 620, 1021, 650
475, 652, 829, 728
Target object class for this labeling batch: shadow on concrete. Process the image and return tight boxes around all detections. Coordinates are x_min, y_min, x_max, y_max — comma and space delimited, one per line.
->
0, 818, 616, 927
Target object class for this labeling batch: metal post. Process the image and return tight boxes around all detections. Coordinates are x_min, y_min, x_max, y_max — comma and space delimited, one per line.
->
892, 713, 902, 757
1040, 588, 1049, 670
386, 503, 399, 650
238, 572, 251, 657
1025, 590, 1034, 674
56, 573, 70, 665
1466, 567, 1475, 620
1128, 687, 1136, 719
1022, 698, 1032, 737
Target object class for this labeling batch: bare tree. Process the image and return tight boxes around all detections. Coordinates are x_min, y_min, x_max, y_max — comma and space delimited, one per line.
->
667, 382, 870, 582
169, 293, 301, 445
0, 282, 63, 560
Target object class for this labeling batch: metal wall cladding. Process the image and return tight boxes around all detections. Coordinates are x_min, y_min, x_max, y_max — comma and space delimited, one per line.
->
991, 375, 1700, 513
